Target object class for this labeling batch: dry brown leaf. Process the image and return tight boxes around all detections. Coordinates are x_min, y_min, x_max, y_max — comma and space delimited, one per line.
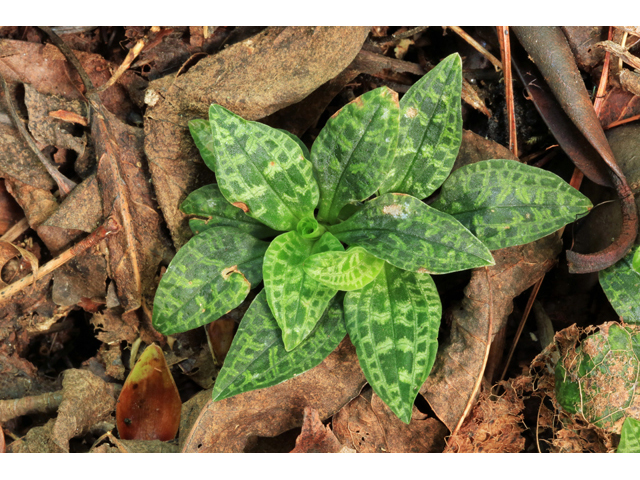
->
178, 389, 211, 452
182, 337, 366, 452
42, 174, 103, 233
143, 26, 370, 248
51, 252, 107, 307
599, 87, 640, 129
333, 390, 447, 453
290, 407, 353, 453
0, 423, 5, 453
6, 418, 60, 453
445, 381, 525, 453
421, 234, 562, 431
90, 309, 139, 345
51, 368, 117, 452
0, 350, 58, 399
562, 26, 606, 71
3, 177, 57, 229
0, 179, 23, 235
453, 129, 518, 172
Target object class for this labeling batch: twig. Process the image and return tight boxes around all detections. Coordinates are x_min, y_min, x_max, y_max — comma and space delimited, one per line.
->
594, 27, 614, 115
0, 74, 77, 197
371, 26, 428, 44
0, 216, 120, 302
0, 218, 30, 244
499, 278, 542, 382
445, 26, 502, 71
497, 26, 518, 157
451, 267, 494, 439
597, 39, 640, 71
0, 391, 63, 422
97, 26, 160, 93
604, 113, 640, 129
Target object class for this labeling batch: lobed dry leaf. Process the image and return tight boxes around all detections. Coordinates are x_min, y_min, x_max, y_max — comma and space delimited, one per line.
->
182, 337, 366, 452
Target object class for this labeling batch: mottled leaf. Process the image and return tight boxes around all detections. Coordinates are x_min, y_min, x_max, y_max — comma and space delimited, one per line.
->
344, 263, 441, 423
208, 104, 319, 232
263, 230, 343, 350
180, 183, 277, 239
329, 193, 494, 274
153, 227, 269, 335
633, 246, 640, 273
380, 53, 462, 198
311, 87, 399, 223
618, 417, 640, 452
555, 323, 640, 432
599, 250, 640, 324
188, 119, 216, 171
211, 290, 347, 402
278, 129, 310, 159
116, 344, 182, 441
431, 160, 592, 250
304, 246, 384, 291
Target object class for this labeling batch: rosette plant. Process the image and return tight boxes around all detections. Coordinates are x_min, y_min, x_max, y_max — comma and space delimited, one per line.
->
152, 53, 592, 423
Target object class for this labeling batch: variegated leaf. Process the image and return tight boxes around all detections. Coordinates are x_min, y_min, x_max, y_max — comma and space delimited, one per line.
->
431, 159, 592, 250
311, 87, 400, 223
328, 193, 494, 274
619, 417, 640, 452
278, 129, 310, 159
380, 53, 462, 198
188, 119, 216, 171
263, 230, 344, 351
208, 104, 319, 232
599, 249, 640, 324
181, 184, 278, 239
212, 290, 347, 402
304, 246, 384, 291
344, 263, 441, 423
152, 227, 269, 335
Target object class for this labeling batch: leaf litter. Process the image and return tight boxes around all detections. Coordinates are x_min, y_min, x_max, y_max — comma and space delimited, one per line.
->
1, 25, 640, 453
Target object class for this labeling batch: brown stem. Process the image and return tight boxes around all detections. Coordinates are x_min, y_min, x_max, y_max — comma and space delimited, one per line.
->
497, 26, 518, 157
0, 217, 120, 302
0, 391, 63, 422
445, 26, 502, 71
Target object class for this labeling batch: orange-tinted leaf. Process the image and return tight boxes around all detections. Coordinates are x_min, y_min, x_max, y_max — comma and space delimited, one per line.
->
206, 317, 237, 364
116, 343, 181, 441
290, 407, 351, 453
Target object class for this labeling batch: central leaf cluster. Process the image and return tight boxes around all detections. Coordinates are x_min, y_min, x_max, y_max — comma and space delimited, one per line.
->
152, 53, 592, 424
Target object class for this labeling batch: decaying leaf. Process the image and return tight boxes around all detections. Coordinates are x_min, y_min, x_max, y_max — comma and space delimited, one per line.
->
332, 390, 447, 453
143, 26, 370, 248
290, 407, 352, 453
182, 337, 366, 452
421, 233, 562, 431
445, 381, 525, 452
116, 344, 181, 441
51, 369, 118, 452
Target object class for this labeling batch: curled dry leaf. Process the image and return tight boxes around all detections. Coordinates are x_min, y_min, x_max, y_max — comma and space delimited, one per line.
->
421, 234, 562, 431
333, 391, 447, 453
290, 407, 353, 453
143, 26, 370, 248
116, 343, 181, 441
51, 368, 117, 452
182, 337, 366, 452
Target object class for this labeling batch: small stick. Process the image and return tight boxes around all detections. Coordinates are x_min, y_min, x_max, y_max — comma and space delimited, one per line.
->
446, 26, 503, 71
450, 267, 494, 439
97, 26, 160, 93
0, 391, 63, 422
371, 26, 428, 44
0, 218, 30, 244
604, 113, 640, 129
497, 26, 518, 157
0, 216, 120, 302
594, 27, 614, 115
597, 40, 640, 71
0, 75, 77, 197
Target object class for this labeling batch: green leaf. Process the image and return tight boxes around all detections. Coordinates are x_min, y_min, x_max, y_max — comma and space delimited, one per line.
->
152, 227, 269, 335
599, 249, 640, 324
188, 119, 217, 171
328, 193, 494, 274
263, 230, 344, 351
344, 263, 441, 423
555, 323, 640, 432
380, 53, 463, 198
618, 417, 640, 452
311, 87, 400, 223
632, 246, 640, 273
212, 290, 347, 402
278, 129, 310, 159
304, 246, 385, 291
431, 159, 593, 250
180, 184, 278, 239
208, 104, 319, 232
